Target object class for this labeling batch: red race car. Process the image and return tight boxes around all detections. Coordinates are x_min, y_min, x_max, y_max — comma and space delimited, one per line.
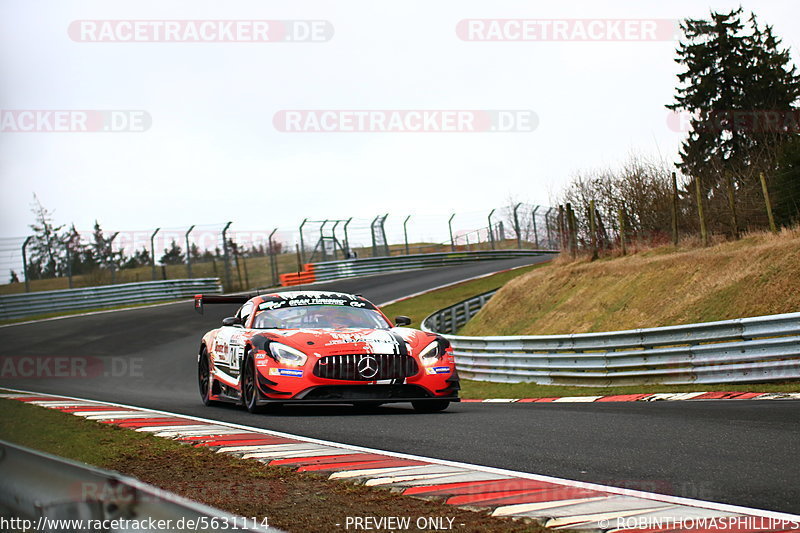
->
194, 291, 459, 413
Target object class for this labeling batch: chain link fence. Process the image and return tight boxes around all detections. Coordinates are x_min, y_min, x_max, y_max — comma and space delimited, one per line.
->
2, 203, 558, 294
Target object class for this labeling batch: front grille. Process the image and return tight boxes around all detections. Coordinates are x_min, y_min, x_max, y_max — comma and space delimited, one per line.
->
313, 354, 419, 381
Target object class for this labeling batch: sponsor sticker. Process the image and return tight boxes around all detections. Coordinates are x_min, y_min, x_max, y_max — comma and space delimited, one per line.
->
426, 366, 451, 375
268, 367, 304, 377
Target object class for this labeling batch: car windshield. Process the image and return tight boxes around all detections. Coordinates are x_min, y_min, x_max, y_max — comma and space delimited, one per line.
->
252, 305, 391, 330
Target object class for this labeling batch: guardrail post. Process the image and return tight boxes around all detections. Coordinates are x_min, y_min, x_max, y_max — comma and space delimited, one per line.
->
150, 227, 160, 281
298, 218, 307, 264
109, 231, 120, 284
268, 228, 278, 286
21, 236, 32, 292
221, 222, 233, 291
532, 206, 540, 249
448, 213, 456, 251
488, 209, 496, 250
513, 203, 522, 248
403, 215, 411, 255
184, 225, 195, 278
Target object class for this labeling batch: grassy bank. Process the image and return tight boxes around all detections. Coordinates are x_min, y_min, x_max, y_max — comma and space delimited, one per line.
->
0, 399, 547, 533
462, 227, 800, 336
379, 262, 549, 329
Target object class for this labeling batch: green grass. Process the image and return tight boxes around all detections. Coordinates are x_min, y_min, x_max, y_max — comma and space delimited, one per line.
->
458, 380, 800, 399
379, 262, 550, 329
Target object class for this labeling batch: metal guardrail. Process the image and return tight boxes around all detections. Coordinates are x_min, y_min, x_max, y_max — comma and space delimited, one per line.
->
0, 440, 280, 532
422, 290, 800, 386
0, 279, 222, 321
281, 250, 556, 285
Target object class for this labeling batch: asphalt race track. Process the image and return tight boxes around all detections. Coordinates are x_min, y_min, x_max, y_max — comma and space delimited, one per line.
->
1, 257, 799, 515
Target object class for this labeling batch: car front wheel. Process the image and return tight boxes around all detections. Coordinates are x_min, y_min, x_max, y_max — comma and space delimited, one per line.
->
241, 352, 266, 414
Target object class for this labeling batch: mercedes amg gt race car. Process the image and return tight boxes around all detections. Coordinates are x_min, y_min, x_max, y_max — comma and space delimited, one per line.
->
194, 291, 459, 413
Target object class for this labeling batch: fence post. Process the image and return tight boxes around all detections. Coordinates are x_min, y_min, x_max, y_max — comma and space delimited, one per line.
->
532, 206, 540, 249
760, 172, 778, 234
671, 172, 679, 246
694, 177, 709, 246
185, 225, 195, 279
109, 231, 119, 284
331, 220, 341, 260
268, 228, 278, 286
403, 215, 411, 255
566, 203, 578, 257
65, 240, 73, 289
298, 218, 307, 264
557, 205, 565, 251
617, 208, 627, 255
342, 217, 353, 258
589, 200, 598, 260
21, 236, 32, 292
319, 220, 328, 262
150, 227, 160, 280
380, 214, 390, 256
488, 209, 496, 250
221, 222, 233, 290
448, 213, 456, 251
726, 172, 739, 239
513, 202, 522, 248
544, 208, 553, 250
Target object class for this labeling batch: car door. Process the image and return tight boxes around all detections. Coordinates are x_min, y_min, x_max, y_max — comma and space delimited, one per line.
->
213, 302, 253, 379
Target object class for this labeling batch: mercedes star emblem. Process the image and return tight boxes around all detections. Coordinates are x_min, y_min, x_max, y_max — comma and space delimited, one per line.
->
357, 355, 379, 379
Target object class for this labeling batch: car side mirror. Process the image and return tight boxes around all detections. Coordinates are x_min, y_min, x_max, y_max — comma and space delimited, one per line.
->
394, 316, 412, 327
222, 317, 242, 327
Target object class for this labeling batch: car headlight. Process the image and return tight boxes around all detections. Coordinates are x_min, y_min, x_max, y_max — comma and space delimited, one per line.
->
269, 343, 308, 367
418, 340, 443, 367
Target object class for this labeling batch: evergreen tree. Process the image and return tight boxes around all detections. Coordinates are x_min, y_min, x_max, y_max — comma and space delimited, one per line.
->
28, 194, 64, 278
160, 239, 184, 265
667, 8, 800, 226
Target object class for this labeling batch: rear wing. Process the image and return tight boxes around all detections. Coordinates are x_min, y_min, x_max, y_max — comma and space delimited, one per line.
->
194, 294, 251, 314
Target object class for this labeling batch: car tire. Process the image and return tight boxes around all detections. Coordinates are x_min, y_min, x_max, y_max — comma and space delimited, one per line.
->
241, 351, 266, 414
411, 400, 450, 413
198, 348, 219, 406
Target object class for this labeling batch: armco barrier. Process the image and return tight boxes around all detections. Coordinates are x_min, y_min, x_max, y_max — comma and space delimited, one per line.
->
0, 278, 222, 321
280, 250, 556, 286
422, 290, 800, 386
0, 440, 278, 532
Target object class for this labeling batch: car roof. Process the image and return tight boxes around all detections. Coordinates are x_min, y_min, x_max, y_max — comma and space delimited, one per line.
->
251, 291, 378, 310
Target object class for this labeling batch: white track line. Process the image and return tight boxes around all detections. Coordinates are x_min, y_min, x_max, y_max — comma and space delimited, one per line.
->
3, 386, 798, 522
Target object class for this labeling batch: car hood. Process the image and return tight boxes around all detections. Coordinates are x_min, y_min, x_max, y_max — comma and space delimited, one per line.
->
260, 328, 429, 357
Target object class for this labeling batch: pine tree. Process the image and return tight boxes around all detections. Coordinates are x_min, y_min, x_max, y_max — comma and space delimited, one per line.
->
160, 239, 184, 265
28, 194, 64, 278
667, 8, 800, 230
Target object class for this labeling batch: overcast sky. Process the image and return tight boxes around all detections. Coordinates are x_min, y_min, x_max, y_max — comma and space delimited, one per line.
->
1, 1, 799, 248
